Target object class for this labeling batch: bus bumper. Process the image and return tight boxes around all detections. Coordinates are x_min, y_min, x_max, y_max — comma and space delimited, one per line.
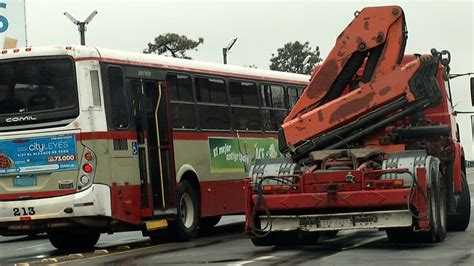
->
0, 184, 112, 234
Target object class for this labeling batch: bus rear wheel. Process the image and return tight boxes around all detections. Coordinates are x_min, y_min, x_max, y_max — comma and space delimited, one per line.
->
170, 180, 199, 241
48, 231, 100, 251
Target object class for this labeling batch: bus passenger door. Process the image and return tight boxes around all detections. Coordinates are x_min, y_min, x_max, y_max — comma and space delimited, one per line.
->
129, 79, 176, 213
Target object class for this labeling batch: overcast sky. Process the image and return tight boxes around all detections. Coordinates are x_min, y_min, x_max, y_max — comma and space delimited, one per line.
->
24, 0, 474, 158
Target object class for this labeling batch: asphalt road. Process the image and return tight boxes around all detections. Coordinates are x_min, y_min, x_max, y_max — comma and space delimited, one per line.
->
2, 172, 474, 265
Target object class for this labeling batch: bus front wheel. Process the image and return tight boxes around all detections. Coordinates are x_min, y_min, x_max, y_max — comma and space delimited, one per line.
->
171, 180, 199, 241
48, 231, 100, 251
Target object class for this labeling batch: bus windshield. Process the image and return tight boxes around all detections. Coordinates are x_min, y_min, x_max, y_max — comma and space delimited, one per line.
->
0, 57, 78, 122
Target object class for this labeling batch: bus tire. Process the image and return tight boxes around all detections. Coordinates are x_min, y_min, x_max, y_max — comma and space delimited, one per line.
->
48, 231, 100, 251
447, 172, 471, 231
199, 215, 222, 232
171, 180, 199, 241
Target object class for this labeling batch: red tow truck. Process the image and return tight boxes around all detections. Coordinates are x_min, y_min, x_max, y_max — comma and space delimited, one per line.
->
245, 5, 471, 245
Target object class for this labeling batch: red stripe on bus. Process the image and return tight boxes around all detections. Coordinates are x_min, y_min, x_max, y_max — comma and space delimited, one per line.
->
0, 189, 76, 201
172, 131, 278, 140
77, 131, 137, 140
75, 56, 308, 86
20, 217, 32, 221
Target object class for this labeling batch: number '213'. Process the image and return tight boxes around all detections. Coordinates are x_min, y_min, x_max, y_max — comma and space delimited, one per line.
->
13, 207, 36, 216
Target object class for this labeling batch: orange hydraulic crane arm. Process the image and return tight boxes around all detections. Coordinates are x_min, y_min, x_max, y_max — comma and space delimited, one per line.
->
278, 6, 442, 158
285, 6, 407, 123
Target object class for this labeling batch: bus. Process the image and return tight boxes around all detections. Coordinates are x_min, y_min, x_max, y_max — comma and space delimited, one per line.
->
0, 45, 309, 249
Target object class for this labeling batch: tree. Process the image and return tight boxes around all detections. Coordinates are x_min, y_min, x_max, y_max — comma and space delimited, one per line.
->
269, 41, 322, 74
144, 33, 204, 59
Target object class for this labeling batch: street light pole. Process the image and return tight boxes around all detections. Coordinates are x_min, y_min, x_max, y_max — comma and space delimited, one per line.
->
222, 37, 237, 64
64, 10, 98, 46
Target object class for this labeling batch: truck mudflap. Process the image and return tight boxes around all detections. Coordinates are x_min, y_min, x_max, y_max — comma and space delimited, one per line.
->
260, 210, 412, 232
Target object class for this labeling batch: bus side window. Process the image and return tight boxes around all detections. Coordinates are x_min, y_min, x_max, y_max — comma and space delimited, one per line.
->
288, 86, 304, 108
108, 67, 129, 129
260, 84, 286, 131
166, 74, 197, 129
195, 77, 230, 130
229, 80, 261, 131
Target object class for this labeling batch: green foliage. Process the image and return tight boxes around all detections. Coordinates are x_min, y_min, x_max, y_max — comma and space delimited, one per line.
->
144, 33, 204, 59
269, 41, 322, 74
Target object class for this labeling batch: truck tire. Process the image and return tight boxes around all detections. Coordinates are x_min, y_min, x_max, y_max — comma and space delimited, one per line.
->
387, 160, 446, 243
419, 162, 446, 242
170, 180, 200, 241
434, 167, 447, 242
447, 172, 471, 231
48, 231, 100, 251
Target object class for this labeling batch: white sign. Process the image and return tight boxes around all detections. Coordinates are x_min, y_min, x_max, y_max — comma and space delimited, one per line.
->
0, 0, 26, 48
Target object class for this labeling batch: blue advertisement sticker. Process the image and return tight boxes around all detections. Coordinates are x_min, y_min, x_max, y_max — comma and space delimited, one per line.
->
0, 135, 78, 175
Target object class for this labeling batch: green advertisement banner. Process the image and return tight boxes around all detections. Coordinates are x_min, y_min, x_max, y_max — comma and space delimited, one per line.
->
208, 137, 281, 173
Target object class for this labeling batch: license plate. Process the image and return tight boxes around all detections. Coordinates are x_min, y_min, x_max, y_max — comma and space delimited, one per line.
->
13, 176, 37, 187
319, 218, 352, 228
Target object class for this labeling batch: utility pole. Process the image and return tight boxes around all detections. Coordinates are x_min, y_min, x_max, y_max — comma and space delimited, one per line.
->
222, 37, 237, 64
64, 10, 98, 45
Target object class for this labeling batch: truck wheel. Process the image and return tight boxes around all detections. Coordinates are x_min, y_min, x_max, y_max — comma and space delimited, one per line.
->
434, 167, 447, 242
170, 180, 199, 241
199, 215, 222, 232
48, 231, 100, 251
387, 161, 446, 243
447, 172, 471, 231
421, 163, 445, 242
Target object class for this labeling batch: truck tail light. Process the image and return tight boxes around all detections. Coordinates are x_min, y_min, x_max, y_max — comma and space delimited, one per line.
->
394, 179, 404, 187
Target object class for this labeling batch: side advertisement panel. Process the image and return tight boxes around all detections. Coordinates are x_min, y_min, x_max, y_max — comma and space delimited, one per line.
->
208, 137, 280, 173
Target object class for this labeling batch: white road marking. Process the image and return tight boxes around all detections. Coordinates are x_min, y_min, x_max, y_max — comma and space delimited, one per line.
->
14, 243, 48, 251
228, 255, 275, 266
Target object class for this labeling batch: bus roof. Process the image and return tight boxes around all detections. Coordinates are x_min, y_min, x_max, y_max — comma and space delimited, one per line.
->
0, 46, 310, 86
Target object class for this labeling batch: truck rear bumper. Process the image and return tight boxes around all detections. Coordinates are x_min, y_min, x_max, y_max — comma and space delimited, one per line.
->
260, 209, 412, 232
251, 188, 412, 210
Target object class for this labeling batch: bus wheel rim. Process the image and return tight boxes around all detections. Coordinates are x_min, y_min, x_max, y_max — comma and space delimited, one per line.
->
180, 193, 194, 228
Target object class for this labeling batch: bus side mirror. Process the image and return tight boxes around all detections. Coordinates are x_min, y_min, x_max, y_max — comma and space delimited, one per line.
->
471, 77, 474, 106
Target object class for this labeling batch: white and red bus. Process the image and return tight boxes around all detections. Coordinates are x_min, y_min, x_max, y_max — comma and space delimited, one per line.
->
0, 45, 309, 249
